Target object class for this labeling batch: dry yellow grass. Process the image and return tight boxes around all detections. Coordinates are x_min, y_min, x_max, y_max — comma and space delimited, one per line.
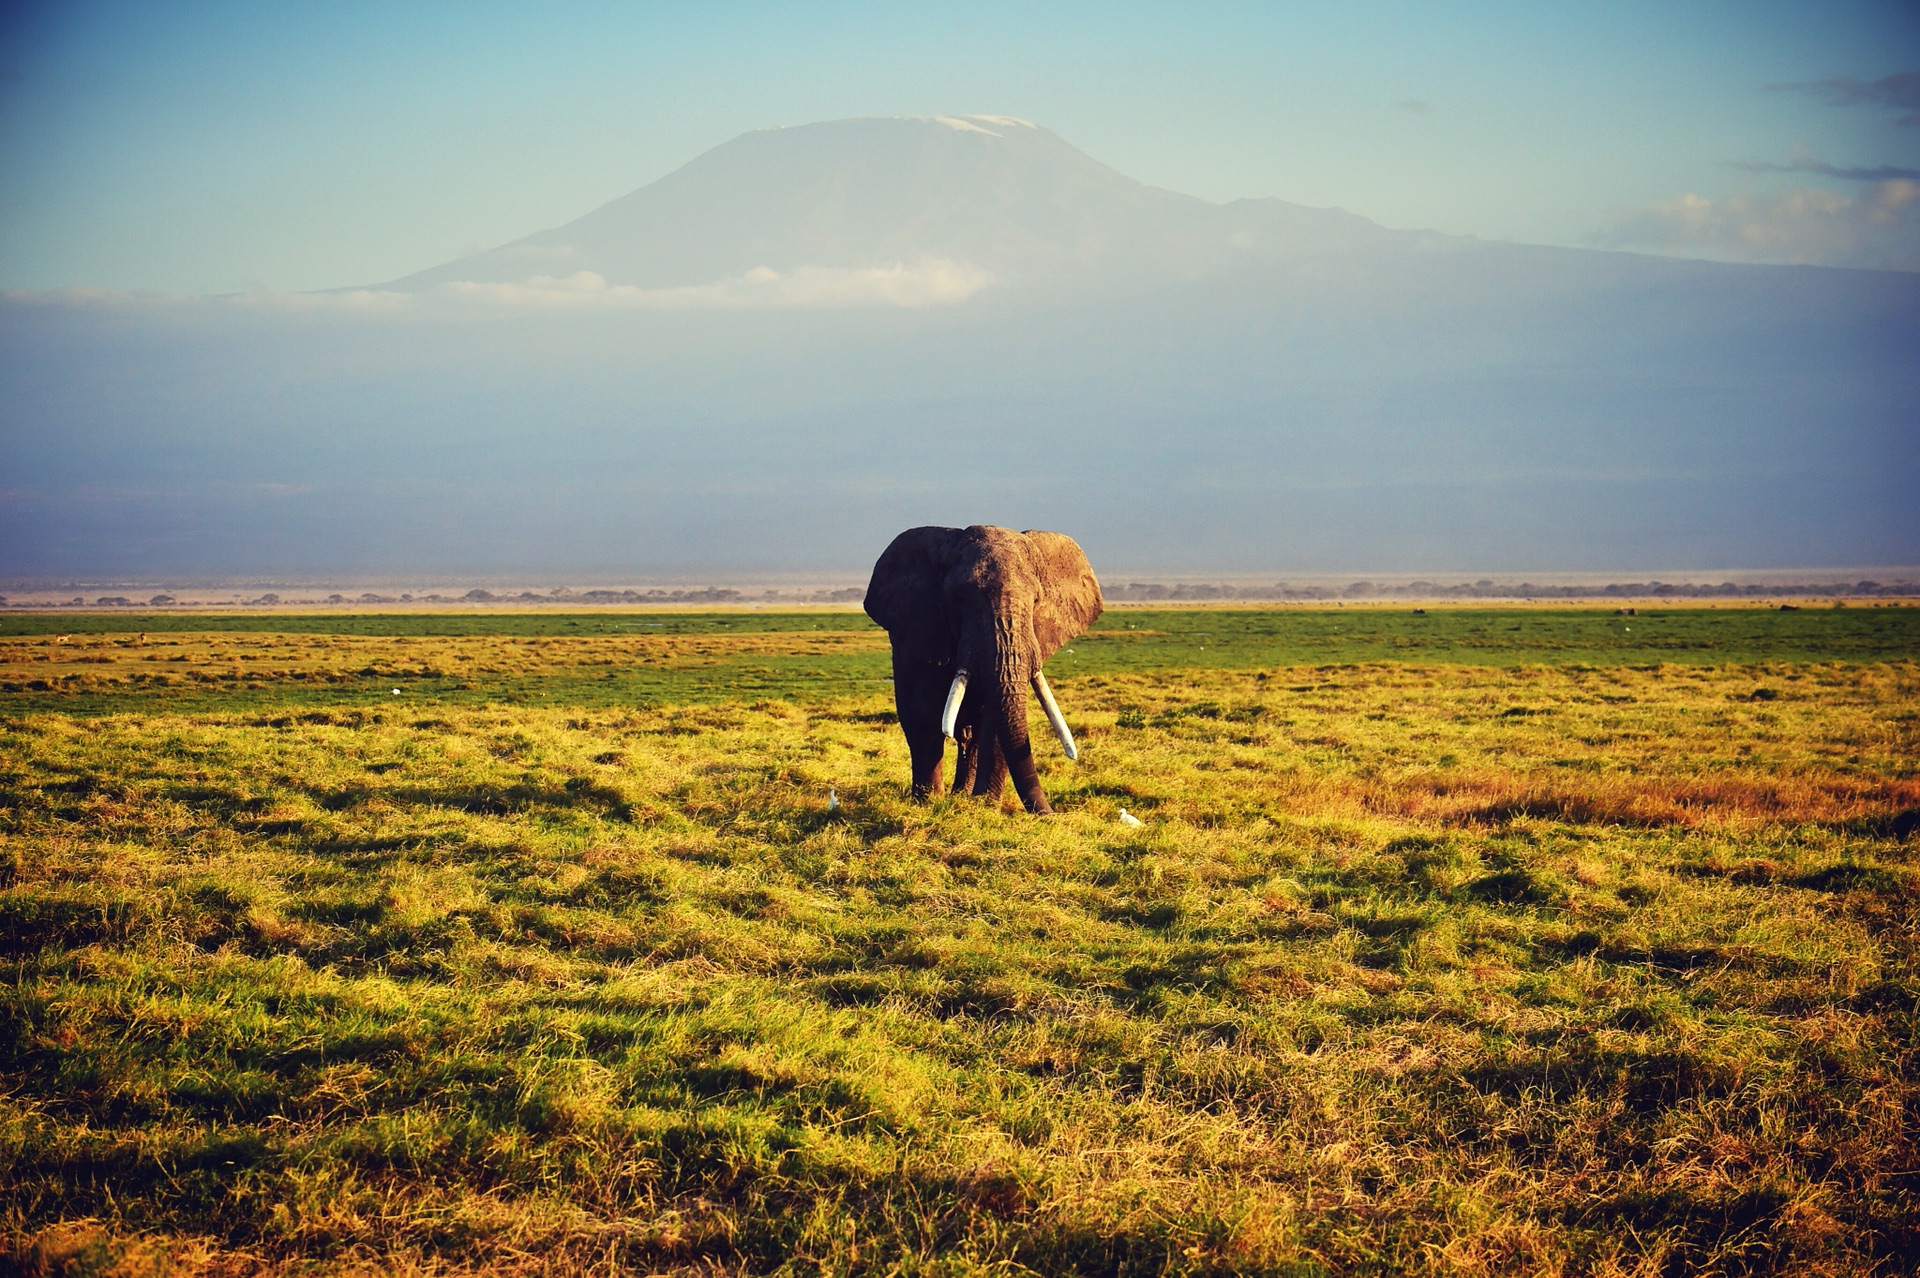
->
1, 614, 1915, 1275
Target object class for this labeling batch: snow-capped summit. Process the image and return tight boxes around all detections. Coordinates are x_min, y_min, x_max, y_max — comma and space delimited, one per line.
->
929, 114, 1037, 134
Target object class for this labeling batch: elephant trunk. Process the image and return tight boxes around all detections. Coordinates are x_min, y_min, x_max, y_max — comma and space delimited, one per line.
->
957, 614, 1049, 814
996, 686, 1049, 813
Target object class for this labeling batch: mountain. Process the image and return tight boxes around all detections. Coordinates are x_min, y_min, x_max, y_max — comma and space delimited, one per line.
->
2, 117, 1915, 579
381, 115, 1420, 294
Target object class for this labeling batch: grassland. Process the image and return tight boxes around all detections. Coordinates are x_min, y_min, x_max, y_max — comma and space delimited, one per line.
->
2, 607, 1916, 1276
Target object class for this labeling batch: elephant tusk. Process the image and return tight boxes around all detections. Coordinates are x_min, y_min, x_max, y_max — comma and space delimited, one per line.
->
1032, 670, 1078, 761
940, 671, 968, 739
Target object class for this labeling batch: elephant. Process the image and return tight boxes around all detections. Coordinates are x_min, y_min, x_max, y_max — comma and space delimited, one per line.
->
864, 525, 1103, 814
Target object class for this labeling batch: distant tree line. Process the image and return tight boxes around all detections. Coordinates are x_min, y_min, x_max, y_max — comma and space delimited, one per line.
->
9, 579, 1915, 608
1103, 579, 1918, 601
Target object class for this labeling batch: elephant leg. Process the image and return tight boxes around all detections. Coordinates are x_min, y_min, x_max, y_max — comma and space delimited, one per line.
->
894, 659, 947, 799
951, 715, 981, 795
970, 720, 1009, 802
907, 727, 946, 799
1002, 734, 1049, 814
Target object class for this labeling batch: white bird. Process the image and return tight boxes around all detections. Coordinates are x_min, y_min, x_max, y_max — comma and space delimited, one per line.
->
1117, 808, 1144, 827
828, 788, 839, 813
391, 688, 402, 695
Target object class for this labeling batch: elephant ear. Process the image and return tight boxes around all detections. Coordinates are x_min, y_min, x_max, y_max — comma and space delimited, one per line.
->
864, 526, 961, 657
1023, 530, 1104, 661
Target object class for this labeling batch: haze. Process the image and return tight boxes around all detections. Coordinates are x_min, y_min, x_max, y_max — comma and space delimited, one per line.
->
1, 4, 1916, 581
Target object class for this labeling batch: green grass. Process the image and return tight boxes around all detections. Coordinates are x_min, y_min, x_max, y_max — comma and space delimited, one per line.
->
1078, 604, 1920, 667
4, 606, 1916, 719
2, 609, 1916, 1276
7, 603, 1917, 661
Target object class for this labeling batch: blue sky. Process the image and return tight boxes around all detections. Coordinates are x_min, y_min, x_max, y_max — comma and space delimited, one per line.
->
2, 0, 1917, 291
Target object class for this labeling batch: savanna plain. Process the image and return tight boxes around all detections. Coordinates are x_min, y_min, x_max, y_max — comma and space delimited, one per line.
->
2, 606, 1916, 1277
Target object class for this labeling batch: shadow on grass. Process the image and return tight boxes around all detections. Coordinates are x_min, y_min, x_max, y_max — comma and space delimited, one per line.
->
1564, 1184, 1882, 1274
312, 777, 637, 820
1461, 1042, 1739, 1113
1795, 862, 1910, 893
0, 888, 145, 956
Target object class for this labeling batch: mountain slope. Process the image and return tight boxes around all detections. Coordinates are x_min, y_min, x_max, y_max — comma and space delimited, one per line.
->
382, 115, 1411, 292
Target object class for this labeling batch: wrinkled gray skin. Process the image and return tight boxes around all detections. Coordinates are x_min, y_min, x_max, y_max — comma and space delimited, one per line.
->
864, 525, 1103, 814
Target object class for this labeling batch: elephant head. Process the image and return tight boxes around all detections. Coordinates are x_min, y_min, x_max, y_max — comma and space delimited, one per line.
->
864, 525, 1103, 814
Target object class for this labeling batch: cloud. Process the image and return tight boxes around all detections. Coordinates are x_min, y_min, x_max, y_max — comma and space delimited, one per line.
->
434, 261, 992, 309
1769, 70, 1920, 125
3, 260, 994, 315
1590, 180, 1920, 271
1737, 157, 1920, 182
